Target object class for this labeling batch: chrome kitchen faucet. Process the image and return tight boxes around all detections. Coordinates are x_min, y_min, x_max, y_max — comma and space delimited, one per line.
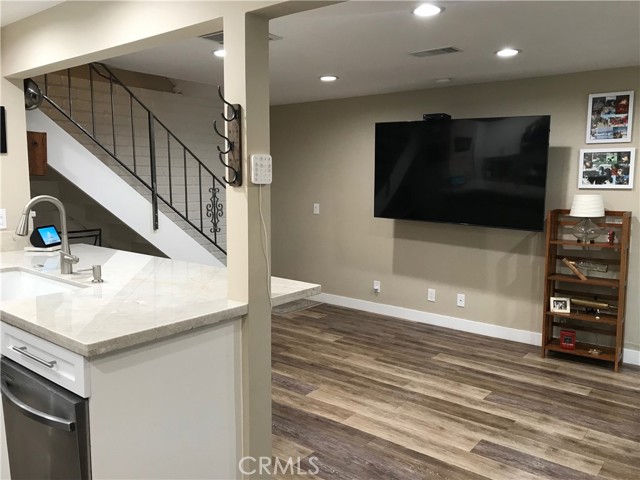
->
15, 195, 79, 274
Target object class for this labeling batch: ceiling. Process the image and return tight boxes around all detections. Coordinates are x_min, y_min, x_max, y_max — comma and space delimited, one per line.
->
2, 1, 639, 105
0, 0, 64, 27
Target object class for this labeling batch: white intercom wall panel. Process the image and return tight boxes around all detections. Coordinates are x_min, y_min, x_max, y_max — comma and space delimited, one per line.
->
250, 154, 272, 185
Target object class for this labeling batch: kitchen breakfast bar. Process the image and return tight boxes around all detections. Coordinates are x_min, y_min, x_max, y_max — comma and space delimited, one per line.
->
0, 244, 320, 479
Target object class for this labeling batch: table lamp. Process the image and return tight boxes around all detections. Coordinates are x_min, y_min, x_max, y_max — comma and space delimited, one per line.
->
569, 194, 604, 243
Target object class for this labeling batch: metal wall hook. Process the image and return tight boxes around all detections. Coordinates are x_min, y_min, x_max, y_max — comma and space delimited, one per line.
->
213, 120, 233, 154
218, 151, 232, 170
218, 86, 238, 122
213, 85, 242, 186
218, 150, 238, 184
223, 168, 239, 185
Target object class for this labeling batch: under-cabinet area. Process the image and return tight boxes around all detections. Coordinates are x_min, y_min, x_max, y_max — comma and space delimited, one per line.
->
1, 320, 241, 479
0, 244, 320, 479
541, 209, 631, 371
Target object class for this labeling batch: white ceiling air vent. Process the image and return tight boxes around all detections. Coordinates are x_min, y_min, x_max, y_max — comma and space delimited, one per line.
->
201, 31, 225, 43
409, 46, 461, 58
200, 31, 283, 44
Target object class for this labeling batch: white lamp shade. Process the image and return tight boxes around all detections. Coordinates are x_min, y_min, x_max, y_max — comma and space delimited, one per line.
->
569, 195, 605, 218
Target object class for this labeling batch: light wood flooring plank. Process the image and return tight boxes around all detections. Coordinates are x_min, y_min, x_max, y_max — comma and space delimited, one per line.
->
272, 434, 314, 462
597, 460, 640, 480
397, 401, 604, 476
523, 352, 640, 387
344, 414, 542, 480
345, 354, 492, 400
272, 385, 353, 423
307, 385, 403, 418
433, 353, 593, 396
471, 440, 599, 480
507, 422, 639, 468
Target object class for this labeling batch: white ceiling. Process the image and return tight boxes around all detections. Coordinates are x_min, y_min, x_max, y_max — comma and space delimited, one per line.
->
2, 2, 639, 105
0, 0, 64, 27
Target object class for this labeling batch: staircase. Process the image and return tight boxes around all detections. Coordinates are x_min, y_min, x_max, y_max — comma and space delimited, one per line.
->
31, 64, 227, 265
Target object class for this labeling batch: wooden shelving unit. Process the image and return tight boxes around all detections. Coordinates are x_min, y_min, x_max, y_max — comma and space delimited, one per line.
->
541, 209, 631, 372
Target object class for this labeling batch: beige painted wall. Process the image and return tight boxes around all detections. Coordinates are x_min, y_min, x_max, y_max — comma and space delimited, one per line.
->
0, 78, 30, 251
271, 67, 640, 350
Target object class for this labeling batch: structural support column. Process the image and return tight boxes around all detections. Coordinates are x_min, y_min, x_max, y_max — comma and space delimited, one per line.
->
223, 11, 272, 479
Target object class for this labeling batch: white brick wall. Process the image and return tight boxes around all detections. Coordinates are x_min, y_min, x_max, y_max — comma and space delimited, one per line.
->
33, 70, 227, 263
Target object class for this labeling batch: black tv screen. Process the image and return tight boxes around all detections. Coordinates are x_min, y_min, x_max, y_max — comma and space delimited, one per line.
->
374, 115, 551, 231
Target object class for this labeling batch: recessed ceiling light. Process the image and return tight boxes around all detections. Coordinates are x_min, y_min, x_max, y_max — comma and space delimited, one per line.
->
413, 4, 443, 17
435, 77, 452, 84
319, 75, 338, 82
496, 48, 520, 58
212, 49, 226, 58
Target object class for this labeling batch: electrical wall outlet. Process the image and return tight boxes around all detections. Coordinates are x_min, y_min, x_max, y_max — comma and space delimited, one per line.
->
0, 209, 6, 229
456, 293, 466, 307
427, 288, 436, 302
313, 203, 320, 215
373, 280, 381, 293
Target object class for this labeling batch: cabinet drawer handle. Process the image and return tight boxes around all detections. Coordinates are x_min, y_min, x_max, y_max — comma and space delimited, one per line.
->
11, 346, 57, 369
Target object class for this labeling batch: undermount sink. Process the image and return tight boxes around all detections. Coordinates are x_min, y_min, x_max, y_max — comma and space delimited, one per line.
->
0, 269, 85, 302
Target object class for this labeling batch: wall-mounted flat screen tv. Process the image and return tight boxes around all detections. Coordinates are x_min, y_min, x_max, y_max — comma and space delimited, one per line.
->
374, 115, 551, 231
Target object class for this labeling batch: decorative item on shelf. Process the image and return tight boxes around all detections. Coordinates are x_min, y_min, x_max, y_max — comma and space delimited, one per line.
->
571, 298, 616, 310
550, 297, 570, 313
560, 330, 576, 350
572, 260, 608, 273
584, 307, 602, 319
608, 230, 616, 245
213, 86, 242, 186
569, 194, 604, 244
562, 257, 587, 280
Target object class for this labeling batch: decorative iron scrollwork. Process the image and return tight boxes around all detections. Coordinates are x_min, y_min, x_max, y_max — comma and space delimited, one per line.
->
206, 186, 223, 234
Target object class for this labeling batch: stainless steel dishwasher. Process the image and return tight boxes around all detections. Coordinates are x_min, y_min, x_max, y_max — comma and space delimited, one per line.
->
1, 357, 91, 479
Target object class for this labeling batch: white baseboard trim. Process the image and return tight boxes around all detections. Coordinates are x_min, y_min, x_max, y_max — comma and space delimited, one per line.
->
310, 293, 640, 367
623, 349, 640, 366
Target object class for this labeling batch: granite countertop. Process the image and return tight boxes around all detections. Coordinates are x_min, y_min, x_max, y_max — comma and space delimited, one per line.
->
0, 244, 320, 358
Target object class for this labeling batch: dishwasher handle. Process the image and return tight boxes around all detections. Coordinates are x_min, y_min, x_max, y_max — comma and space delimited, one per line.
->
0, 379, 75, 432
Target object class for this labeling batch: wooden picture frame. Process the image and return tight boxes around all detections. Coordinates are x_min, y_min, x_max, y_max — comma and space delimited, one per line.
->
0, 106, 6, 154
550, 297, 570, 313
578, 148, 635, 189
586, 91, 634, 143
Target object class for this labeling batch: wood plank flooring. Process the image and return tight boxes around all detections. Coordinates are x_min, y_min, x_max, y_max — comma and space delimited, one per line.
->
271, 304, 640, 479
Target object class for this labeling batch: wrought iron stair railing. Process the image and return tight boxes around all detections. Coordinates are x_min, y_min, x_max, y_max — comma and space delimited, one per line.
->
36, 63, 226, 256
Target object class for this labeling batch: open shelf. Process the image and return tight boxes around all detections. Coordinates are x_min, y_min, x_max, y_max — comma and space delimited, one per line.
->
545, 311, 617, 325
560, 255, 619, 266
553, 288, 618, 302
550, 240, 621, 249
558, 220, 626, 229
541, 209, 630, 372
544, 338, 616, 362
547, 273, 619, 287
